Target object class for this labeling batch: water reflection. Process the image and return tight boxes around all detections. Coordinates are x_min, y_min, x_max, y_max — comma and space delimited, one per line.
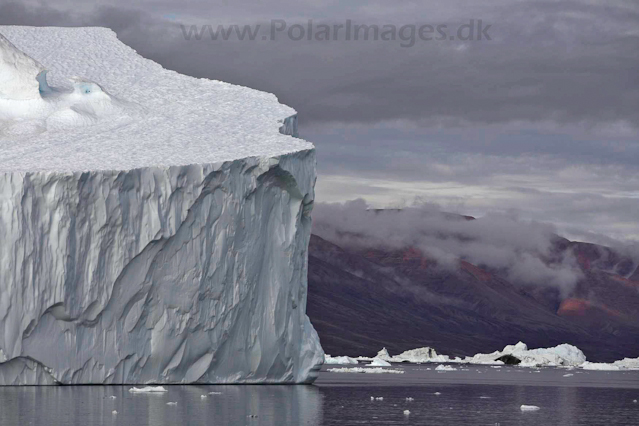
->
0, 384, 323, 426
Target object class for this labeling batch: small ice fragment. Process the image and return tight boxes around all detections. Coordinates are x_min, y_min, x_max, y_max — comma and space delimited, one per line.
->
480, 396, 491, 399
520, 405, 540, 411
633, 400, 637, 403
111, 410, 117, 415
370, 396, 374, 400
434, 392, 442, 395
403, 410, 410, 415
563, 374, 574, 377
208, 391, 222, 395
369, 358, 391, 367
405, 397, 414, 401
248, 414, 258, 419
375, 397, 384, 401
108, 396, 117, 399
201, 395, 207, 399
327, 367, 404, 374
129, 386, 168, 393
435, 365, 457, 372
166, 402, 178, 406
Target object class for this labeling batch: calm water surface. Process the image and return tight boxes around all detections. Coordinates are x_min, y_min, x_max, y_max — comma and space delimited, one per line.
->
0, 364, 637, 425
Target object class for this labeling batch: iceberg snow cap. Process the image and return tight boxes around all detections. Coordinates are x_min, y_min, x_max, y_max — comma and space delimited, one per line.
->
0, 32, 141, 135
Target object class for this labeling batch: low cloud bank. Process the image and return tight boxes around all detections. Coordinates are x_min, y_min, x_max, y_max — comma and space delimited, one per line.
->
312, 199, 584, 295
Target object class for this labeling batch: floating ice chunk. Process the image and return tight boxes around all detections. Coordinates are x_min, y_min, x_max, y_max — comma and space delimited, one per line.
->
563, 374, 574, 377
370, 396, 374, 401
434, 392, 442, 395
111, 410, 117, 415
466, 342, 586, 367
200, 395, 207, 399
405, 397, 414, 401
108, 396, 117, 399
580, 357, 639, 371
166, 402, 178, 406
376, 348, 392, 361
580, 362, 621, 371
392, 347, 451, 363
359, 346, 458, 364
520, 405, 540, 411
375, 397, 384, 401
208, 392, 222, 395
403, 410, 410, 415
369, 358, 391, 367
327, 367, 404, 374
129, 386, 168, 393
324, 355, 359, 365
479, 396, 490, 399
435, 365, 457, 372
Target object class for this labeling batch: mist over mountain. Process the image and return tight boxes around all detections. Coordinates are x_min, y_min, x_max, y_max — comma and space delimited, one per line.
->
308, 200, 639, 362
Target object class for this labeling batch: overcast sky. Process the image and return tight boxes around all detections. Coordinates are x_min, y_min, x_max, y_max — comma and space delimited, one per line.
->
2, 0, 638, 244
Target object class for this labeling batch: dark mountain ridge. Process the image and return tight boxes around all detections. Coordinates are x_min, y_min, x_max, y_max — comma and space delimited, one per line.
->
307, 212, 639, 362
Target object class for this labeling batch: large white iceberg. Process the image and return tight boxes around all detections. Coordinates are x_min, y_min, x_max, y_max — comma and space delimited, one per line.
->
324, 355, 358, 365
0, 26, 323, 384
463, 342, 587, 367
390, 347, 455, 363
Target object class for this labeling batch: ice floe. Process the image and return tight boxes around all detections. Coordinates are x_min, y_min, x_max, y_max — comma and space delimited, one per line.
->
128, 386, 168, 393
327, 367, 404, 374
369, 358, 392, 367
520, 405, 540, 411
324, 355, 359, 365
435, 365, 457, 372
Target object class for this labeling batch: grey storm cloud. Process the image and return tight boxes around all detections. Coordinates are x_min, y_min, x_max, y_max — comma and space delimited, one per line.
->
311, 199, 585, 296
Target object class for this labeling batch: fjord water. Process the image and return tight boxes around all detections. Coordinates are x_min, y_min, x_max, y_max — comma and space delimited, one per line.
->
0, 365, 637, 425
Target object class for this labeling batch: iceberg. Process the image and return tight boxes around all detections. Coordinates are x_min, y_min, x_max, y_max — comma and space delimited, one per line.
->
580, 357, 639, 371
326, 367, 404, 374
520, 405, 541, 411
355, 346, 459, 363
368, 358, 392, 367
128, 386, 168, 393
324, 355, 358, 365
373, 348, 392, 361
463, 342, 586, 367
0, 27, 323, 384
390, 347, 455, 363
435, 365, 457, 372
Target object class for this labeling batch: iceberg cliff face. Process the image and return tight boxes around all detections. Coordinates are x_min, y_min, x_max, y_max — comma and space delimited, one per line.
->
0, 27, 323, 384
